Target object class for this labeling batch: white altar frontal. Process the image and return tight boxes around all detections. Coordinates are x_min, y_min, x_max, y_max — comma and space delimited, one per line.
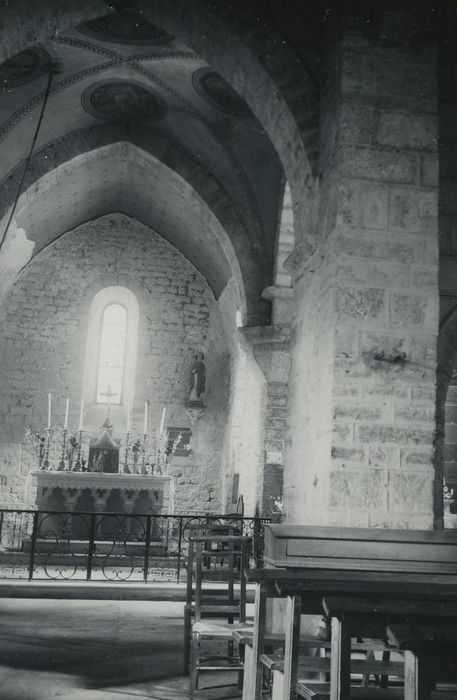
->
29, 471, 175, 516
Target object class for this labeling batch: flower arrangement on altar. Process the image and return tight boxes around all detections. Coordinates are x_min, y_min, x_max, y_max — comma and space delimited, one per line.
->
24, 394, 189, 474
128, 427, 185, 475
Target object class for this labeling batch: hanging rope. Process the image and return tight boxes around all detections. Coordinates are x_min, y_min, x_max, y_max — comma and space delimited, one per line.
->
0, 66, 58, 253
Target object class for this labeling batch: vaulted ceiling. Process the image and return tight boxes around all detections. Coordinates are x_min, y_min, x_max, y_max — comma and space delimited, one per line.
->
0, 10, 285, 324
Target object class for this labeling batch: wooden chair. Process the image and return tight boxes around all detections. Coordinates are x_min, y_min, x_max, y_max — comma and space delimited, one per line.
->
188, 533, 252, 696
183, 522, 246, 672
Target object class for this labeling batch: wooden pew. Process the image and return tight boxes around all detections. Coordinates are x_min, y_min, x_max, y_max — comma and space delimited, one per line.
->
387, 623, 457, 700
244, 524, 457, 700
321, 596, 457, 700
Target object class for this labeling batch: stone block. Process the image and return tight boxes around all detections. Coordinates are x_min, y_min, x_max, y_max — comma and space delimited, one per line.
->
332, 422, 353, 444
339, 146, 418, 185
444, 443, 457, 462
340, 102, 374, 144
334, 405, 382, 421
389, 293, 428, 326
411, 385, 435, 403
334, 230, 422, 265
389, 470, 433, 513
446, 405, 457, 424
341, 51, 376, 96
368, 444, 399, 468
376, 110, 438, 152
388, 187, 438, 231
335, 286, 386, 322
331, 446, 365, 462
401, 448, 433, 468
333, 384, 361, 398
362, 383, 409, 400
357, 424, 434, 445
334, 326, 359, 359
359, 183, 389, 229
329, 469, 386, 510
395, 406, 435, 423
420, 155, 439, 187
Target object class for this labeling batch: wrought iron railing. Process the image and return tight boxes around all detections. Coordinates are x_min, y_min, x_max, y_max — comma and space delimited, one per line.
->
0, 509, 270, 583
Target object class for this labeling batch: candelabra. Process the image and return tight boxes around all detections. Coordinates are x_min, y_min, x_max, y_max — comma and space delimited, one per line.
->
123, 431, 131, 474
58, 428, 68, 471
42, 429, 51, 470
74, 430, 83, 471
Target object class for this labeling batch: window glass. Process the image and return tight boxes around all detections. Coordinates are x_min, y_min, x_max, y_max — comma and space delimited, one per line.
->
96, 303, 127, 404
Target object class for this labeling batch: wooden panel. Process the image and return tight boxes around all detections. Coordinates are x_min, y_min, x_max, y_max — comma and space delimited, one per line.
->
286, 539, 457, 564
323, 596, 457, 619
266, 524, 457, 544
264, 524, 457, 575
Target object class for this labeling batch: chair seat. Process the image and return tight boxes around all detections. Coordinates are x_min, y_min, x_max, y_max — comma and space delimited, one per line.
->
192, 619, 252, 636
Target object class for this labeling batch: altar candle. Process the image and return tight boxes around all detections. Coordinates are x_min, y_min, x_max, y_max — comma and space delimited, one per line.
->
47, 393, 52, 429
143, 401, 148, 434
64, 398, 69, 429
126, 399, 131, 433
159, 406, 166, 435
78, 396, 84, 431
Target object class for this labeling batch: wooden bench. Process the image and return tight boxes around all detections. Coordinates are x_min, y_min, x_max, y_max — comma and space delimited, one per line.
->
244, 524, 457, 700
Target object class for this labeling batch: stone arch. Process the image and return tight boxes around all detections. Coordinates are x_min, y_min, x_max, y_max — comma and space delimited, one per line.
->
0, 125, 265, 319
0, 0, 320, 258
435, 306, 457, 527
0, 141, 259, 319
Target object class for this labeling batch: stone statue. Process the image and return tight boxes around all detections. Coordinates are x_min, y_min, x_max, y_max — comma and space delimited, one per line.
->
188, 352, 206, 403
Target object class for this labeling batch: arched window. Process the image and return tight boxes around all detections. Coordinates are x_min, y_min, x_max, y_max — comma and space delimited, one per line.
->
96, 303, 128, 404
83, 286, 139, 410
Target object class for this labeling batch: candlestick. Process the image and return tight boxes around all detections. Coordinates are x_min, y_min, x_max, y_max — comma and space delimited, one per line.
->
58, 428, 67, 471
143, 401, 148, 435
42, 428, 51, 470
78, 396, 84, 431
123, 431, 131, 474
64, 398, 69, 429
74, 429, 83, 471
159, 406, 166, 435
47, 393, 52, 430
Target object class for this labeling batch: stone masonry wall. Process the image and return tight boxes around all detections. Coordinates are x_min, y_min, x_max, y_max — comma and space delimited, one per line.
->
444, 383, 457, 500
285, 25, 439, 527
0, 213, 230, 512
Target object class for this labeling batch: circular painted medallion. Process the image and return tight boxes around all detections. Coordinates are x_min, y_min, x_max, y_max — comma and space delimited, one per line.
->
192, 67, 253, 119
81, 80, 167, 123
0, 48, 50, 88
78, 11, 173, 46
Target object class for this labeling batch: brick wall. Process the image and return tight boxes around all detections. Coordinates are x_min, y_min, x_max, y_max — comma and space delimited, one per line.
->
0, 213, 230, 513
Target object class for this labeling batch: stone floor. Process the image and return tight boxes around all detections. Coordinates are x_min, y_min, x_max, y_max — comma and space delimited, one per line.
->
0, 599, 243, 700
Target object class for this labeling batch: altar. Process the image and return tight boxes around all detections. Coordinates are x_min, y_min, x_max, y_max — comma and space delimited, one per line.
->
25, 412, 177, 536
29, 470, 175, 515
28, 470, 175, 542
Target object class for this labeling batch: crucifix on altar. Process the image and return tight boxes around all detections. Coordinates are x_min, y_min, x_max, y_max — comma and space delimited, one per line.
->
88, 385, 120, 472
99, 385, 118, 427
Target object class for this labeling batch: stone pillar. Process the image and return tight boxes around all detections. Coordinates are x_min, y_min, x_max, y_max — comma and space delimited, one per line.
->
242, 325, 291, 513
285, 18, 439, 528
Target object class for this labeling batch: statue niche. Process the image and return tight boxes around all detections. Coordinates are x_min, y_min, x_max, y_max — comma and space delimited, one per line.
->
188, 352, 206, 405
